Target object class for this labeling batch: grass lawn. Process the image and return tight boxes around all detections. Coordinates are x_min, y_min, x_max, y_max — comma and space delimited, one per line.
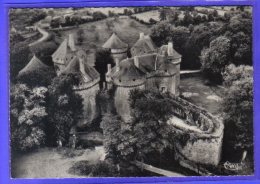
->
132, 10, 160, 22
179, 73, 225, 117
11, 147, 106, 178
56, 17, 152, 66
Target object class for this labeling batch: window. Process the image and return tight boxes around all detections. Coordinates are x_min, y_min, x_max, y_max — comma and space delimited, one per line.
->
161, 86, 167, 93
144, 51, 145, 53
140, 50, 141, 52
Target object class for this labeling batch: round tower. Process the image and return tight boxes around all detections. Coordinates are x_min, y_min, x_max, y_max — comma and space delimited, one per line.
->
102, 33, 128, 63
106, 58, 146, 121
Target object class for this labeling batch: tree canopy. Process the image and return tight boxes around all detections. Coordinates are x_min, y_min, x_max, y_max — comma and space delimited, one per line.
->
46, 73, 84, 146
222, 64, 253, 155
10, 84, 48, 151
101, 89, 175, 167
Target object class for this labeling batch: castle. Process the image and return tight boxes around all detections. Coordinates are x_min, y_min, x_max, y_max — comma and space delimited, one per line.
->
51, 34, 100, 124
105, 32, 182, 120
18, 32, 223, 170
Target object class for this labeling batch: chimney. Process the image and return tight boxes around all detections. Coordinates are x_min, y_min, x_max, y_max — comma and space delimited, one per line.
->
79, 57, 85, 75
68, 34, 76, 51
140, 32, 144, 39
107, 64, 111, 73
134, 56, 139, 68
115, 58, 120, 72
168, 42, 173, 56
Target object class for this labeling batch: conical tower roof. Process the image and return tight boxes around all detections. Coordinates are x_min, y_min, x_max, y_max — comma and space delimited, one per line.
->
19, 55, 49, 75
102, 33, 128, 49
108, 58, 146, 80
132, 35, 157, 52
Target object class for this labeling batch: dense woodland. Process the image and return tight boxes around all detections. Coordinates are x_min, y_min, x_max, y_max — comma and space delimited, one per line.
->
9, 6, 253, 176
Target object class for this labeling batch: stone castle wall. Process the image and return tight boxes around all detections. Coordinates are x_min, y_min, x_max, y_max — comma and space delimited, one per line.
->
114, 84, 145, 122
169, 96, 224, 166
146, 74, 176, 94
75, 81, 100, 125
176, 131, 223, 166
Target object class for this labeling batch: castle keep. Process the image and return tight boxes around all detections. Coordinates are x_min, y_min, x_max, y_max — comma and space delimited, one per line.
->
106, 33, 182, 120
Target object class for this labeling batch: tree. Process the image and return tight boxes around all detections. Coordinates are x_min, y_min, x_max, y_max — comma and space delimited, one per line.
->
127, 10, 133, 16
101, 89, 175, 168
105, 19, 114, 29
10, 84, 48, 151
16, 68, 56, 88
94, 49, 114, 87
92, 11, 107, 20
149, 18, 157, 24
193, 15, 202, 24
201, 15, 207, 22
46, 73, 84, 146
10, 42, 33, 80
76, 29, 85, 45
171, 26, 190, 53
188, 24, 194, 32
213, 10, 218, 17
48, 10, 55, 16
222, 64, 253, 160
108, 10, 114, 17
159, 9, 167, 21
208, 13, 215, 22
150, 21, 173, 46
30, 41, 58, 66
124, 9, 128, 15
230, 31, 252, 66
166, 9, 180, 24
183, 11, 193, 26
200, 36, 231, 84
100, 114, 125, 167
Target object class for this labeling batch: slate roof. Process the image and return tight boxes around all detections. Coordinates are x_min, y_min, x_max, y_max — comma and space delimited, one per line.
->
158, 45, 182, 60
52, 39, 79, 61
132, 35, 157, 53
19, 55, 49, 75
102, 33, 128, 49
136, 54, 157, 73
62, 56, 100, 83
107, 58, 146, 80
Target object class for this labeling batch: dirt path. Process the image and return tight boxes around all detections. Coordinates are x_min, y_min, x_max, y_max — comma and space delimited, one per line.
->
29, 27, 49, 47
11, 147, 105, 179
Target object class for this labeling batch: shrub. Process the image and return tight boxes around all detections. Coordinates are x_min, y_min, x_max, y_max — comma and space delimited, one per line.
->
68, 161, 92, 176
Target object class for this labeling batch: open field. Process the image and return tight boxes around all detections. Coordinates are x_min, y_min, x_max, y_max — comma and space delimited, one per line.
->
56, 17, 152, 66
180, 74, 225, 117
132, 10, 160, 22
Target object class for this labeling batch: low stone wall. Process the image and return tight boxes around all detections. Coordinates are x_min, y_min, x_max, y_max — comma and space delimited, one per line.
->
169, 96, 224, 166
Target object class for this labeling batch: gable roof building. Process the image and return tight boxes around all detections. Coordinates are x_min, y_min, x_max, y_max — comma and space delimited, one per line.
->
52, 34, 86, 76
